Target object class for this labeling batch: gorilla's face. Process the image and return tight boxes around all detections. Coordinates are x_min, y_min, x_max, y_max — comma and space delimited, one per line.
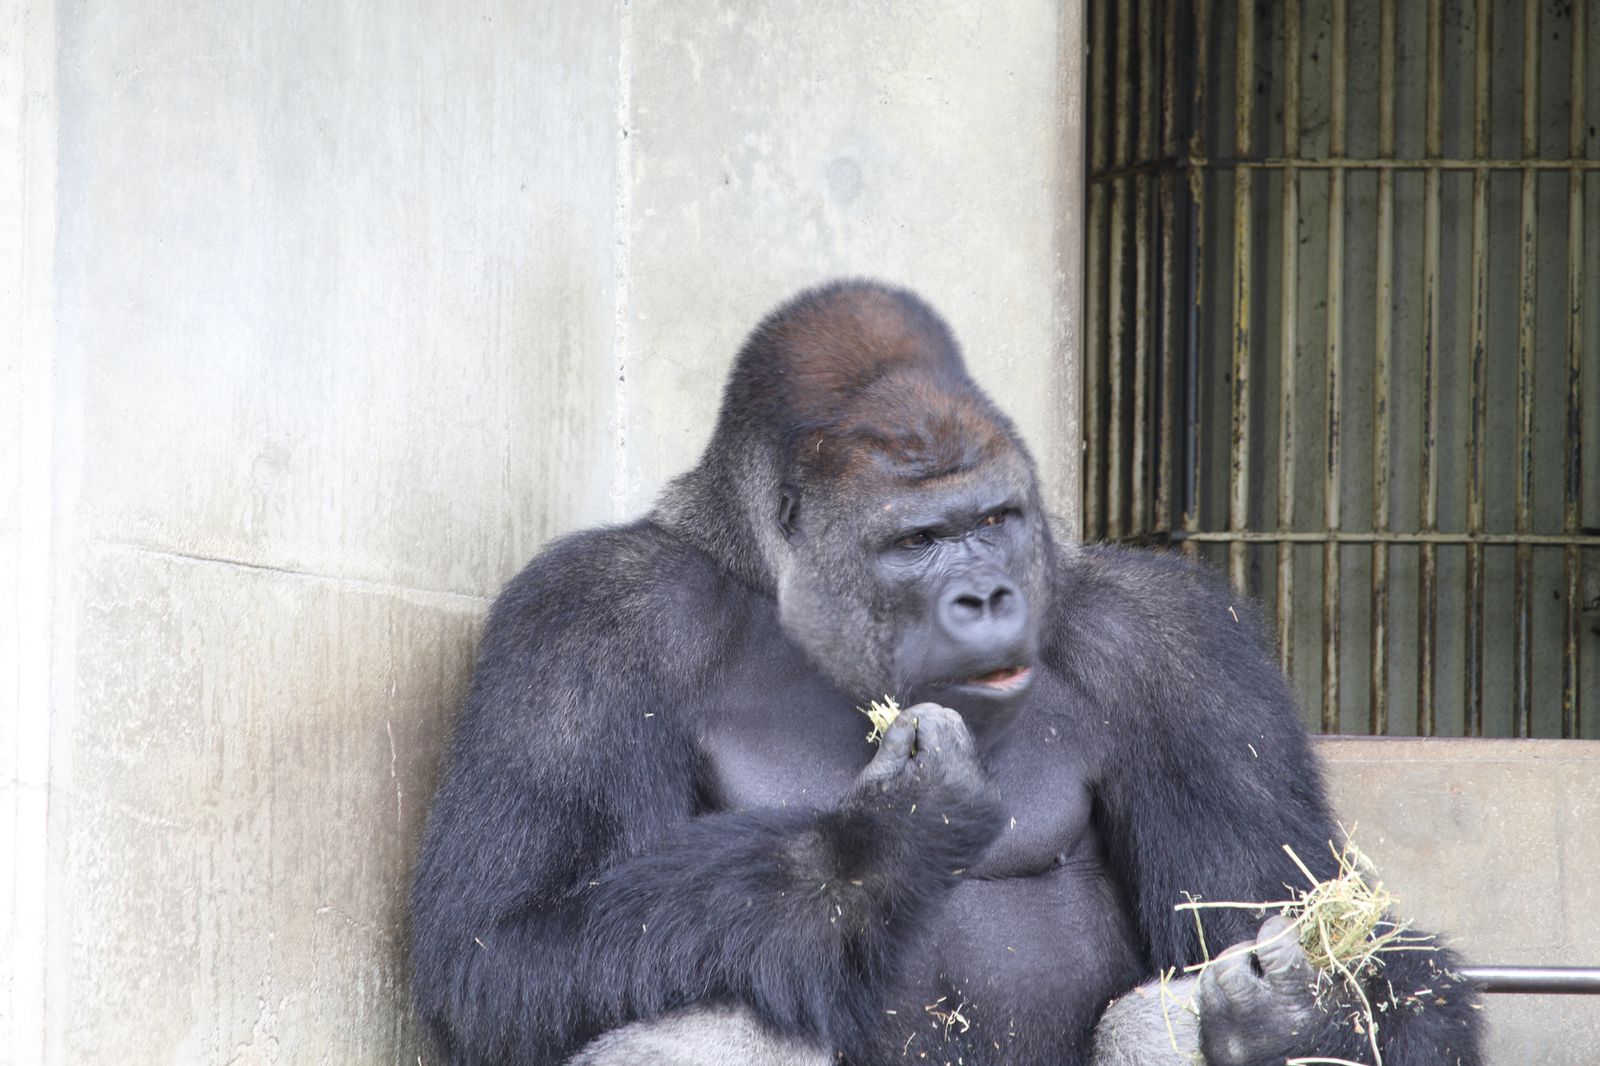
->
774, 444, 1046, 745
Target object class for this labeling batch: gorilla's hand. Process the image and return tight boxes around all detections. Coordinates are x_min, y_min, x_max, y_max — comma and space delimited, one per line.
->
1195, 916, 1320, 1066
846, 703, 989, 807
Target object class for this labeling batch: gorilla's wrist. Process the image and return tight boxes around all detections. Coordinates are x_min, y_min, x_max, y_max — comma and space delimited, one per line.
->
834, 786, 1004, 875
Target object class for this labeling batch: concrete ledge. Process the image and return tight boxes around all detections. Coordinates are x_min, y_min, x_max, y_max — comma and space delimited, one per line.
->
1317, 737, 1600, 1063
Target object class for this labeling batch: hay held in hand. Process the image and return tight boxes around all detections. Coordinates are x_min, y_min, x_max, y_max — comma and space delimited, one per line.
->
858, 695, 903, 744
1174, 837, 1431, 986
1168, 833, 1439, 1066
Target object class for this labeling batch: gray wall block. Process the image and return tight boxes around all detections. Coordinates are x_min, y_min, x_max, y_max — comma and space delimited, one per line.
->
54, 0, 625, 593
58, 548, 481, 1061
617, 0, 1081, 523
1323, 737, 1600, 1063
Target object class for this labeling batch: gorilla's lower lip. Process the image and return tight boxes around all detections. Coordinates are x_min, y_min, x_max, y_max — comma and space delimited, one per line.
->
963, 665, 1033, 691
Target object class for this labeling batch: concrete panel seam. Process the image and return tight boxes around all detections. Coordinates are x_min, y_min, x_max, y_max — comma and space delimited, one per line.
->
3, 0, 60, 1059
96, 541, 492, 610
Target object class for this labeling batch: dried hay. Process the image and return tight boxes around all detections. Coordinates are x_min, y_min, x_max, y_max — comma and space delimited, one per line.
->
858, 695, 903, 744
1162, 831, 1438, 1066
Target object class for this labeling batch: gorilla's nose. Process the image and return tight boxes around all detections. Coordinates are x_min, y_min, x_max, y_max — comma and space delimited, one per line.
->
937, 577, 1027, 652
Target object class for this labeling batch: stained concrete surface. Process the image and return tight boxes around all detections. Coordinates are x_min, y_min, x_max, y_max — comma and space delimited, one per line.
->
3, 1, 1082, 1062
618, 0, 1081, 521
60, 548, 481, 1061
8, 0, 626, 1060
1322, 738, 1600, 1064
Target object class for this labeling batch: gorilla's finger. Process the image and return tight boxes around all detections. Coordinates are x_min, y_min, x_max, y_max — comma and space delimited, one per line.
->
1196, 944, 1261, 1015
906, 704, 975, 758
1254, 916, 1314, 990
879, 713, 918, 759
854, 715, 917, 791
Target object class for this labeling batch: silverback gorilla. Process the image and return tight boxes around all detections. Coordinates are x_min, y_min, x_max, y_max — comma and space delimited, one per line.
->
411, 281, 1482, 1065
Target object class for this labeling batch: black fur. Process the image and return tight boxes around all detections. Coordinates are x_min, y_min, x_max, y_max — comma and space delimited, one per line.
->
410, 281, 1482, 1065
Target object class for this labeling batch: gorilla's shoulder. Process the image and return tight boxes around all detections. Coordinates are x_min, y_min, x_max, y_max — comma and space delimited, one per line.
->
476, 520, 747, 692
496, 520, 726, 618
1046, 543, 1279, 695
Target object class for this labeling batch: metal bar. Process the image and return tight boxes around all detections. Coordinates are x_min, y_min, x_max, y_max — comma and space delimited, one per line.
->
1370, 1, 1396, 736
1174, 531, 1600, 547
1089, 156, 1600, 183
1182, 0, 1209, 561
1108, 0, 1135, 542
1085, 0, 1111, 540
1276, 0, 1301, 677
1228, 0, 1253, 591
1464, 0, 1492, 737
1156, 0, 1180, 536
1322, 0, 1346, 734
1458, 967, 1600, 995
1564, 0, 1587, 739
1511, 0, 1540, 738
1418, 0, 1443, 737
1133, 0, 1157, 539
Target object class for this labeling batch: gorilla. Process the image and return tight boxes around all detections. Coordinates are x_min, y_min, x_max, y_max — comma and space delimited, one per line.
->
410, 281, 1482, 1065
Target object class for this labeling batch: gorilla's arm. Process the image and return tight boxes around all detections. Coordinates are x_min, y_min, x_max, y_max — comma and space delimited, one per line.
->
409, 527, 1001, 1064
1056, 545, 1482, 1066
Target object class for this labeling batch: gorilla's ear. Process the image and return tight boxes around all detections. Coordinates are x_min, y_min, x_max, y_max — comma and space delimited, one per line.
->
777, 486, 800, 539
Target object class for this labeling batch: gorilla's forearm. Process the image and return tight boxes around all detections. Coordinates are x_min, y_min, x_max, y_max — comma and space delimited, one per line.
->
580, 791, 1003, 1052
1062, 547, 1483, 1066
1258, 946, 1482, 1066
413, 790, 1001, 1064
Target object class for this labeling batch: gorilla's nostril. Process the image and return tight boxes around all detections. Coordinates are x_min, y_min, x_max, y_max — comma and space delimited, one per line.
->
952, 594, 986, 619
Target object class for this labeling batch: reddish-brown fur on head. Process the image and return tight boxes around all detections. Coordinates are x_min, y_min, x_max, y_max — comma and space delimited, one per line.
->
721, 281, 1014, 487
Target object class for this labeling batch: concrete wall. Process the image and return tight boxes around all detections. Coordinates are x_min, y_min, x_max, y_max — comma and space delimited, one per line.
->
1323, 738, 1600, 1064
2, 1, 1084, 1062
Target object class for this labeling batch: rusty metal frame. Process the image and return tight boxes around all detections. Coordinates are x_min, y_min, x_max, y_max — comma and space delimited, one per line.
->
1082, 0, 1594, 739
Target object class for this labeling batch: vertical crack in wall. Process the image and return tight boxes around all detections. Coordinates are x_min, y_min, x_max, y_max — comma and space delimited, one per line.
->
384, 719, 402, 829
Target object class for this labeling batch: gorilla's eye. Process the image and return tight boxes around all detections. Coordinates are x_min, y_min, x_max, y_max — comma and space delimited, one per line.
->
980, 511, 1007, 528
895, 530, 935, 551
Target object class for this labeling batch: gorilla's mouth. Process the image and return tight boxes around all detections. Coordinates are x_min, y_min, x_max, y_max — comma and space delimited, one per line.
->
966, 665, 1032, 691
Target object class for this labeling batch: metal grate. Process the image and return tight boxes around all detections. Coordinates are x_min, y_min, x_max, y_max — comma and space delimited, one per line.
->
1084, 0, 1600, 738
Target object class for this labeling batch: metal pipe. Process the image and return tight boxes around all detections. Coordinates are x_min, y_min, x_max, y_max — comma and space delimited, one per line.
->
1173, 531, 1600, 548
1133, 0, 1157, 539
1512, 0, 1540, 738
1370, 1, 1396, 736
1156, 0, 1180, 538
1417, 0, 1444, 737
1464, 0, 1492, 737
1457, 967, 1600, 995
1322, 0, 1347, 734
1084, 0, 1111, 541
1089, 156, 1600, 179
1276, 0, 1301, 677
1229, 0, 1254, 592
1564, 0, 1587, 739
1182, 0, 1210, 561
1108, 0, 1135, 542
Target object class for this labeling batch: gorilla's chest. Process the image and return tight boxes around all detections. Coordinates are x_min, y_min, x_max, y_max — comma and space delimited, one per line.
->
697, 635, 1101, 879
698, 653, 1141, 1048
696, 631, 880, 813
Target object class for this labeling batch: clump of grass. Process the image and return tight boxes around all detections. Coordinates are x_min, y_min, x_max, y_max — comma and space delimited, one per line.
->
1165, 831, 1438, 1066
1279, 838, 1416, 978
858, 695, 902, 744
